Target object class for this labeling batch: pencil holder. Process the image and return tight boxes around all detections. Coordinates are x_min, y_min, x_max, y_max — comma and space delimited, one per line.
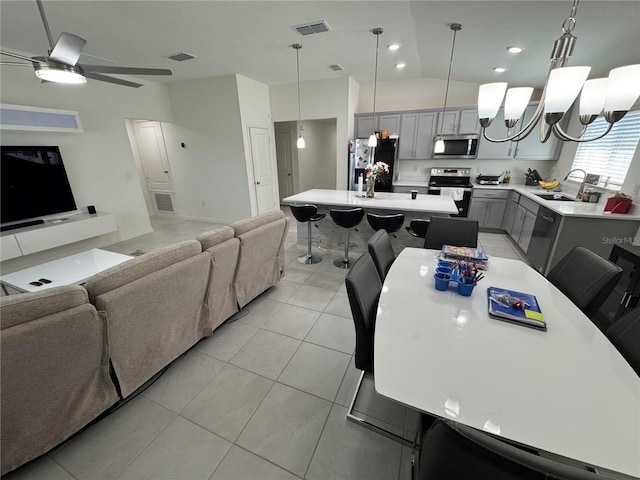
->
434, 273, 451, 291
457, 278, 475, 296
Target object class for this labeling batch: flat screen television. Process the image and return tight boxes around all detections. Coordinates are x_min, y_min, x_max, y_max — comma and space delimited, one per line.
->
1, 146, 77, 224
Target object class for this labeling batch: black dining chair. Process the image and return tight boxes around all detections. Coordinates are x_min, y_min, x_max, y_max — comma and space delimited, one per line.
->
605, 308, 640, 376
546, 246, 623, 321
368, 229, 396, 281
423, 216, 479, 250
406, 219, 430, 239
415, 419, 612, 480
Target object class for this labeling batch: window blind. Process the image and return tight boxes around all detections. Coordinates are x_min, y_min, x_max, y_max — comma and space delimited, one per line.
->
569, 109, 640, 187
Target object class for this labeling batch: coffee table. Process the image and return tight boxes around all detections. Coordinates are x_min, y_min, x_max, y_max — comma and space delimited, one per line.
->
1, 249, 134, 294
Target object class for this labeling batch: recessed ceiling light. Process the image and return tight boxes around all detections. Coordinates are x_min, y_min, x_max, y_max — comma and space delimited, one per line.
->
506, 46, 524, 54
493, 67, 507, 73
395, 63, 406, 69
388, 43, 401, 51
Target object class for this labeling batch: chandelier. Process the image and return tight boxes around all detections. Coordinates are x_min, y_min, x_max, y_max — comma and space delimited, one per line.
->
477, 0, 640, 144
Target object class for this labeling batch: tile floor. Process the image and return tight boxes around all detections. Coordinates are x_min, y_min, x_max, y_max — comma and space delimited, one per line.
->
6, 211, 528, 480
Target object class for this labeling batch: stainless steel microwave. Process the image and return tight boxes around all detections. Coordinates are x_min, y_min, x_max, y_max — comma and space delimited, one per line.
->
432, 134, 479, 159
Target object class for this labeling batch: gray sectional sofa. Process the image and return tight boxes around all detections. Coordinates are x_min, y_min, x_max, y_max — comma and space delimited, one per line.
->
0, 209, 290, 475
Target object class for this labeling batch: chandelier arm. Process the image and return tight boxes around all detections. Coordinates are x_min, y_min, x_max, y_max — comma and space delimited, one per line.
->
552, 122, 613, 142
481, 88, 547, 143
539, 118, 553, 143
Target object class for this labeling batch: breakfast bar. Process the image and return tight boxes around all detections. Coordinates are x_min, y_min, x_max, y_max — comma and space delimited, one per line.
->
282, 189, 458, 253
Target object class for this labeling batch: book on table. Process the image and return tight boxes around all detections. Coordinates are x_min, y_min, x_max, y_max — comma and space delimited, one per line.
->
440, 245, 489, 267
487, 286, 546, 331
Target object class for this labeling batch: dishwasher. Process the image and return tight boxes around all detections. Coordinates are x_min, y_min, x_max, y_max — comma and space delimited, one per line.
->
526, 206, 559, 273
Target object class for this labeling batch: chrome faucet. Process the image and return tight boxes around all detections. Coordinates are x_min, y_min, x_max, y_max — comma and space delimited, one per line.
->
563, 169, 587, 199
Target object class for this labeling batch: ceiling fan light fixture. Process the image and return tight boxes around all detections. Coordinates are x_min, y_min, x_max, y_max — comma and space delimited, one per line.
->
33, 62, 86, 84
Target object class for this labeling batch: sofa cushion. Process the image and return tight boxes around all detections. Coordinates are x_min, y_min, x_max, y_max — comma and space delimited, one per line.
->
196, 226, 235, 251
1, 286, 118, 474
230, 210, 285, 237
84, 240, 202, 302
203, 237, 241, 331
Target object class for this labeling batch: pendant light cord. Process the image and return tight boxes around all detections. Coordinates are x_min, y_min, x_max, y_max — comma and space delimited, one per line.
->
295, 44, 302, 138
438, 24, 461, 137
371, 28, 383, 138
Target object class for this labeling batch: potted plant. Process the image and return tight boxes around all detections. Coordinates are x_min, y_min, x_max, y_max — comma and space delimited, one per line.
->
364, 161, 390, 198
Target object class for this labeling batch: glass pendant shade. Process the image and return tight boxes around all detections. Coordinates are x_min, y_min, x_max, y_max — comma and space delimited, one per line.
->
297, 136, 305, 149
504, 87, 533, 122
434, 137, 445, 154
34, 66, 86, 84
368, 133, 378, 148
478, 82, 507, 120
544, 66, 591, 114
579, 78, 607, 116
604, 64, 640, 112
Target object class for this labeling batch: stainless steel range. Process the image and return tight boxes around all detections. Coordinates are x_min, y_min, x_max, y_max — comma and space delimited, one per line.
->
427, 167, 473, 217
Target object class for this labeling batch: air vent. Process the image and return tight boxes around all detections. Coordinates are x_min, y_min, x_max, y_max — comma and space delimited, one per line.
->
328, 64, 344, 72
293, 20, 331, 36
166, 52, 197, 62
153, 192, 175, 213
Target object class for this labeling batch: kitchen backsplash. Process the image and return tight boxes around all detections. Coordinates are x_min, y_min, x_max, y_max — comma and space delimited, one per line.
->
396, 159, 556, 185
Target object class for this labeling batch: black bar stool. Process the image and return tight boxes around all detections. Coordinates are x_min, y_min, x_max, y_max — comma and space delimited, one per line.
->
329, 208, 364, 269
366, 213, 405, 236
405, 219, 430, 238
289, 204, 326, 264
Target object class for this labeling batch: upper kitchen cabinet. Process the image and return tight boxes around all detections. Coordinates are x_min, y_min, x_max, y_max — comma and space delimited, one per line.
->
438, 108, 480, 135
398, 111, 437, 159
476, 103, 563, 161
354, 113, 401, 139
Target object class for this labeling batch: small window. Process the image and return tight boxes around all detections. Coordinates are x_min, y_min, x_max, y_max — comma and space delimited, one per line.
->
569, 109, 640, 189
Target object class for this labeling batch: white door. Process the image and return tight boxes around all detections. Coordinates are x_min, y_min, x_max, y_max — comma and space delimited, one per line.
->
249, 126, 277, 213
135, 121, 173, 191
275, 131, 293, 199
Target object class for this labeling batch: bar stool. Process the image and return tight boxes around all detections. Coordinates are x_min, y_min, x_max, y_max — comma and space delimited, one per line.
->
289, 204, 326, 264
330, 208, 364, 269
405, 219, 430, 238
366, 213, 405, 237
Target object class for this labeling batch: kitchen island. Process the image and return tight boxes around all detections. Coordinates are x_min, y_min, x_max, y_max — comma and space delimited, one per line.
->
282, 189, 457, 254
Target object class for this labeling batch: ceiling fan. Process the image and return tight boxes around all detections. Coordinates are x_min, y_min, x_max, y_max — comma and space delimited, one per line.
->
0, 0, 172, 88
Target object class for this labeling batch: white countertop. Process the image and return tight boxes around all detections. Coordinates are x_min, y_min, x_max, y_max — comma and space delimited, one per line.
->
474, 184, 640, 220
282, 189, 458, 214
375, 248, 640, 477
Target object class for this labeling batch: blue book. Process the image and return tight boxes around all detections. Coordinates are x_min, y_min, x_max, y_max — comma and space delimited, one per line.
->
487, 286, 546, 331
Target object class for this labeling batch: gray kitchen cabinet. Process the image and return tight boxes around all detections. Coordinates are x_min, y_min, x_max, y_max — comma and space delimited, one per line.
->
519, 210, 537, 252
398, 112, 437, 159
469, 189, 508, 229
354, 113, 401, 139
510, 204, 526, 242
503, 192, 519, 233
476, 108, 515, 160
509, 195, 539, 251
438, 108, 480, 135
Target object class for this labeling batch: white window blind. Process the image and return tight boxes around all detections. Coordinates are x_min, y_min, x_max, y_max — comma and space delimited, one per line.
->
569, 109, 640, 187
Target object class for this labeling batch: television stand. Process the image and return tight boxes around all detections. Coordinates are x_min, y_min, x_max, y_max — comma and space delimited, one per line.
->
1, 219, 45, 232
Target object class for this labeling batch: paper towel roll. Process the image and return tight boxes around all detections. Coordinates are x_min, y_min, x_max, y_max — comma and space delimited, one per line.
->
358, 174, 364, 195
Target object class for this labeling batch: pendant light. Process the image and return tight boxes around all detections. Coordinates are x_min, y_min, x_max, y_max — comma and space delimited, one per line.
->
434, 23, 462, 154
369, 28, 383, 148
293, 43, 305, 149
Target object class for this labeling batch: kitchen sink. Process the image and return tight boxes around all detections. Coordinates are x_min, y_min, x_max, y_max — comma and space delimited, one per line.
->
534, 193, 576, 202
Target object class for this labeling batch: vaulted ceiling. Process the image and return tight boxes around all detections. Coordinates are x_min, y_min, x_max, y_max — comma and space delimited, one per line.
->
1, 1, 638, 89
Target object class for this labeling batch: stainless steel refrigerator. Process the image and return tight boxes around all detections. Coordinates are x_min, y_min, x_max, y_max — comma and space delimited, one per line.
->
347, 138, 398, 192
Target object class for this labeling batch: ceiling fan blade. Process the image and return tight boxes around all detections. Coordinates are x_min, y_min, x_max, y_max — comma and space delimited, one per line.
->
81, 65, 172, 76
84, 71, 143, 88
50, 32, 86, 66
0, 49, 45, 64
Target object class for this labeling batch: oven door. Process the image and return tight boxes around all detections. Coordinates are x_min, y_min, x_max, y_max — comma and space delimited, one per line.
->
427, 186, 472, 218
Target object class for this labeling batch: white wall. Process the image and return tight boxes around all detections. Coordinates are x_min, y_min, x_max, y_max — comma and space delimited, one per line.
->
297, 120, 337, 191
270, 76, 353, 189
165, 75, 251, 223
0, 66, 173, 270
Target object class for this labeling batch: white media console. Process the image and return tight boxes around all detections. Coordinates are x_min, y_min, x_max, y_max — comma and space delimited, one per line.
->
0, 213, 117, 261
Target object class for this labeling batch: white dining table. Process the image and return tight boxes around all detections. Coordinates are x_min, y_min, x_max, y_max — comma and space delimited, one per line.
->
374, 247, 640, 477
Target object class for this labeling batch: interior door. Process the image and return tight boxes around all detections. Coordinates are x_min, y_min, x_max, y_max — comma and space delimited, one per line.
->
275, 131, 294, 199
134, 121, 173, 191
249, 126, 277, 213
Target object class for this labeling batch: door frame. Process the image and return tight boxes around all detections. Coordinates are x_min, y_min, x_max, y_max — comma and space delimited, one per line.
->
245, 123, 280, 215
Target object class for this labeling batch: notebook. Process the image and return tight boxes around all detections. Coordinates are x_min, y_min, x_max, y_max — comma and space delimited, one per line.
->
487, 286, 546, 331
441, 245, 489, 263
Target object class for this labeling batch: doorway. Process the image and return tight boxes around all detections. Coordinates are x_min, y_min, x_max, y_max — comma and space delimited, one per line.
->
274, 119, 337, 200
